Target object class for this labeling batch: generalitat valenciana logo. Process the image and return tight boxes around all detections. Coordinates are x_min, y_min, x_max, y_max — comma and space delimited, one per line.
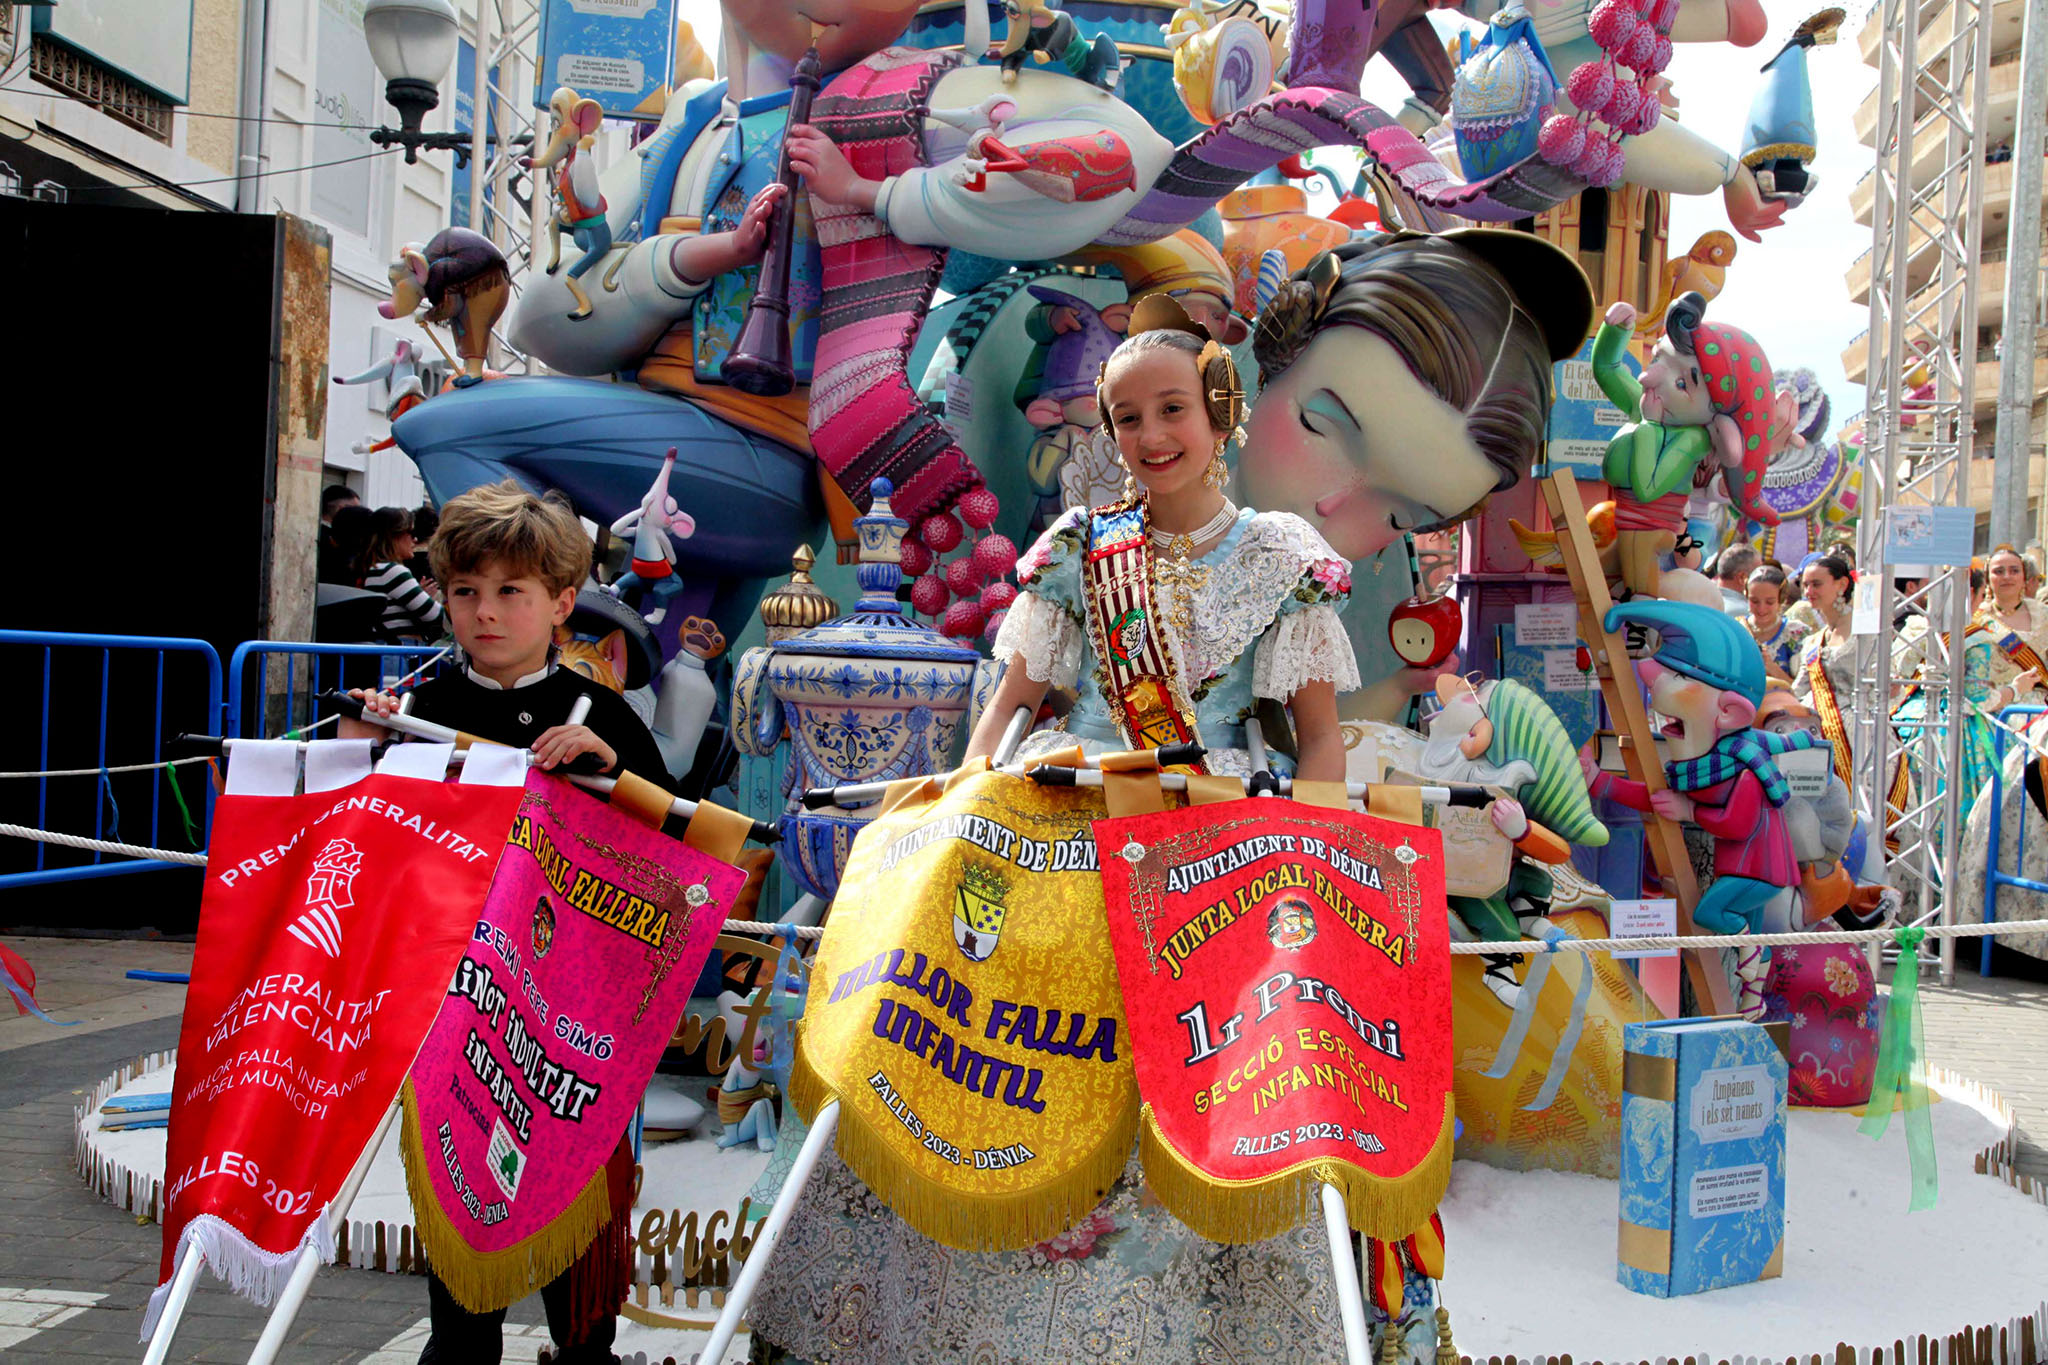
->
289, 838, 362, 958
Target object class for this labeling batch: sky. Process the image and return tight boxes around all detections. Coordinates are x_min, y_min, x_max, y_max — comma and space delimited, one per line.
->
671, 1, 1878, 437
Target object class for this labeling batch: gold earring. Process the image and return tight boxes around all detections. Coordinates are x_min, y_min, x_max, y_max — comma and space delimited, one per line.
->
1204, 451, 1230, 490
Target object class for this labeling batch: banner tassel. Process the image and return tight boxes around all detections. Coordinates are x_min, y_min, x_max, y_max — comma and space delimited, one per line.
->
397, 1081, 616, 1312
1133, 1101, 1453, 1246
140, 1211, 336, 1340
788, 1032, 1139, 1254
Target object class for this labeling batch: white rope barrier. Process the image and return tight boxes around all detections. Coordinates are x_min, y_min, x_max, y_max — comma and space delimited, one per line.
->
0, 755, 214, 779
0, 822, 208, 866
721, 920, 826, 940
0, 815, 829, 927
1442, 919, 2048, 955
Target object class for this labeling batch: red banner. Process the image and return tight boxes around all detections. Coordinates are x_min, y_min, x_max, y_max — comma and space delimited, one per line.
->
1094, 799, 1454, 1243
146, 773, 522, 1334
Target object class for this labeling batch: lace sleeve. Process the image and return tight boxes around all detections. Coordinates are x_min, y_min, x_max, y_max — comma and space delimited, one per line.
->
993, 589, 1085, 689
1252, 602, 1361, 701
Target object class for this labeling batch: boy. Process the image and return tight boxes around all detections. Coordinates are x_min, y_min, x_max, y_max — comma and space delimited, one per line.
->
346, 479, 664, 1364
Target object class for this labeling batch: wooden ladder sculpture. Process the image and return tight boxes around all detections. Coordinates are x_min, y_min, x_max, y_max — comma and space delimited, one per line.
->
1539, 470, 1737, 1016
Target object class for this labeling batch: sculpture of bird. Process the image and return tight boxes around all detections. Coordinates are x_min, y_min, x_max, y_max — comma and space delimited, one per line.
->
1634, 231, 1737, 343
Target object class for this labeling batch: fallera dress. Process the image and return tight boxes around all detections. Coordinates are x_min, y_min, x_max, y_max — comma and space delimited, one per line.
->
745, 503, 1401, 1365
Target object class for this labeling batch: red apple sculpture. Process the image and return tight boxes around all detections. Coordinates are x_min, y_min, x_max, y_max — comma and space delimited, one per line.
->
1388, 593, 1461, 669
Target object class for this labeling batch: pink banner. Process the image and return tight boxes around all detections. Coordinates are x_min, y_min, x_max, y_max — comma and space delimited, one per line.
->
400, 773, 742, 1308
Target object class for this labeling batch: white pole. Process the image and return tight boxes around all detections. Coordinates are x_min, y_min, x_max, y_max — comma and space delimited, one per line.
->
139, 1241, 205, 1365
1319, 1183, 1374, 1365
245, 1103, 403, 1364
993, 705, 1032, 766
1258, 726, 1371, 1365
693, 1100, 841, 1365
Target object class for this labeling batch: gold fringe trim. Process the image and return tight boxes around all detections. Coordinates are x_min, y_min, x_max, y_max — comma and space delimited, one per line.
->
788, 1041, 1140, 1254
1134, 1097, 1455, 1244
397, 1080, 615, 1313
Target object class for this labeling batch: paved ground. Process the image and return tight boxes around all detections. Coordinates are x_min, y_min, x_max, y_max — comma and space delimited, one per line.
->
1, 934, 2043, 1361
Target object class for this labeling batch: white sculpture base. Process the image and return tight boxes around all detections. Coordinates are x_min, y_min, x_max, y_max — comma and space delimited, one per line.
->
78, 1059, 2047, 1365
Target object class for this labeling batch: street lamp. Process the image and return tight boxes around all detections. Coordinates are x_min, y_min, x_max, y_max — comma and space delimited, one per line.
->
361, 0, 473, 164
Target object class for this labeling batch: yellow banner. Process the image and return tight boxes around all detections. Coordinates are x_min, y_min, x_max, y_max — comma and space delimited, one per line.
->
790, 771, 1137, 1251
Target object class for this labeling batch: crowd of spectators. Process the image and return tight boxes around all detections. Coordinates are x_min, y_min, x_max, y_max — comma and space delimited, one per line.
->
318, 484, 449, 644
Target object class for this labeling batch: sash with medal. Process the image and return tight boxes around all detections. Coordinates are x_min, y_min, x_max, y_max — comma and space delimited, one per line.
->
1987, 627, 2047, 680
1082, 500, 1206, 761
1804, 652, 1856, 790
1807, 650, 1911, 835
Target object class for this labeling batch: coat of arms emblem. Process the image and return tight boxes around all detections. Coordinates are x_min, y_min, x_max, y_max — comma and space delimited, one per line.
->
953, 864, 1010, 963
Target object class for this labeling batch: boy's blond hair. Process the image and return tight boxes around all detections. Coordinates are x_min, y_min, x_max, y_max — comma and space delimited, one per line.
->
428, 480, 589, 596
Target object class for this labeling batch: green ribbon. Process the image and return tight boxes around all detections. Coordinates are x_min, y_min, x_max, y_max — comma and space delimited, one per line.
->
162, 764, 201, 849
1858, 926, 1937, 1210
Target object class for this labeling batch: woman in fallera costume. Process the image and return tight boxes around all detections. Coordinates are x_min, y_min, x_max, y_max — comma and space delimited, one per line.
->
967, 293, 1361, 778
1743, 564, 1808, 681
1977, 545, 2048, 687
746, 296, 1367, 1365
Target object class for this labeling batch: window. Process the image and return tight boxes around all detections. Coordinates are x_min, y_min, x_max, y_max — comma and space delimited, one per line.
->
30, 35, 174, 143
1579, 188, 1609, 248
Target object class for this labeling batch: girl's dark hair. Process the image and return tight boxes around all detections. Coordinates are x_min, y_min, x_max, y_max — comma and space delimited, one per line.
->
329, 504, 373, 584
1747, 564, 1788, 590
1809, 553, 1854, 600
1254, 236, 1558, 531
362, 506, 414, 572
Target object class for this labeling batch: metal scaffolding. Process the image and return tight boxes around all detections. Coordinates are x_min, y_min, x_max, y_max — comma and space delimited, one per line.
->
1853, 0, 1992, 983
475, 0, 542, 375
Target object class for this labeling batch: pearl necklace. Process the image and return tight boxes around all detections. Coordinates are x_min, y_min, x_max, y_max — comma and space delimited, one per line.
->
1148, 499, 1238, 561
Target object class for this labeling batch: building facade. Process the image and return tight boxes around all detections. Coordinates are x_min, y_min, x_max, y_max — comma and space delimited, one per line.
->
1840, 0, 2047, 547
0, 0, 541, 512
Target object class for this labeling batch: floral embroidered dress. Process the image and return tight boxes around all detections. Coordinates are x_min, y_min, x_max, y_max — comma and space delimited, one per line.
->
992, 505, 1361, 773
1975, 600, 2048, 688
1791, 628, 1855, 709
1745, 614, 1809, 677
1891, 627, 2002, 831
744, 506, 1376, 1365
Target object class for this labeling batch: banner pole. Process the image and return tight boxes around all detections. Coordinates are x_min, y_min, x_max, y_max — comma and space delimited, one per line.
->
694, 1099, 841, 1365
139, 1241, 205, 1365
244, 1103, 402, 1364
993, 705, 1032, 767
1318, 1183, 1374, 1365
1255, 721, 1372, 1365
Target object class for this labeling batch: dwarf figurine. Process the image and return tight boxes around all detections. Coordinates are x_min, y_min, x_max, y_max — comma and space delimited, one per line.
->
1593, 292, 1787, 602
1581, 600, 1826, 1014
1417, 675, 1609, 944
1015, 285, 1131, 532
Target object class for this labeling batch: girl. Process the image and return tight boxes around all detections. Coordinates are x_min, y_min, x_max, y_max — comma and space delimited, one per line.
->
358, 507, 445, 643
964, 294, 1359, 777
748, 300, 1370, 1365
1743, 564, 1808, 680
1977, 544, 2048, 686
1894, 567, 2039, 831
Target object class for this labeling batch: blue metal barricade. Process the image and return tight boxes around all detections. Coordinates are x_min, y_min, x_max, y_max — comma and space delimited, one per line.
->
225, 641, 452, 741
0, 630, 223, 890
1980, 702, 2047, 976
